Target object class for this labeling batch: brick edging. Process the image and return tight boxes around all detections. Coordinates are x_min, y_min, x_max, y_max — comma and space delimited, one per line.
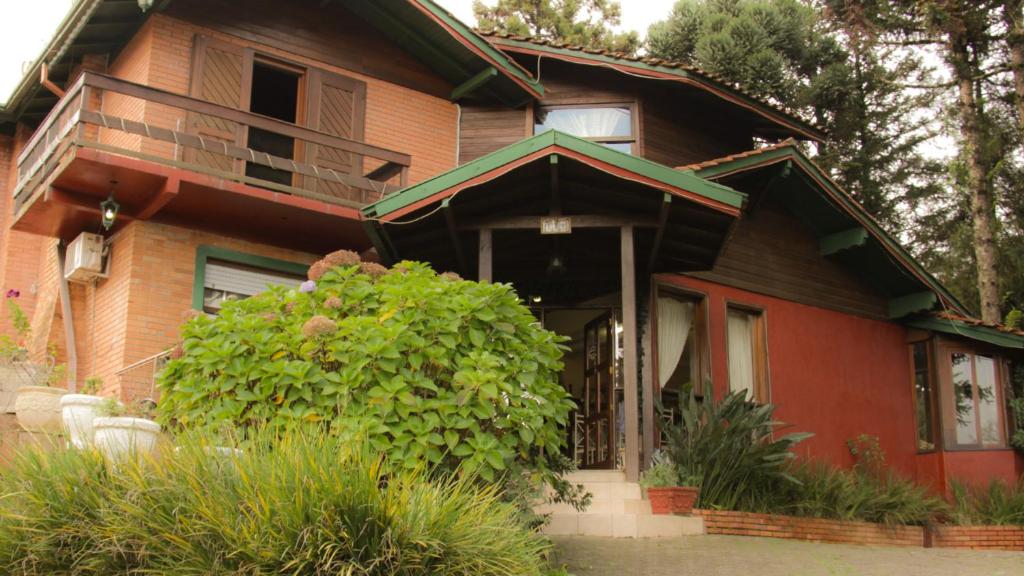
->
694, 509, 925, 548
694, 509, 1024, 551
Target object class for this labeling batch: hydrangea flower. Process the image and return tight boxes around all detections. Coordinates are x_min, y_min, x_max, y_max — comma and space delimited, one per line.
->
299, 280, 316, 293
301, 315, 337, 339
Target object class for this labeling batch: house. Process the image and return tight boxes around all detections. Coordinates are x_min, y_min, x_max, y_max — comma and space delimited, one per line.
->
0, 0, 1021, 505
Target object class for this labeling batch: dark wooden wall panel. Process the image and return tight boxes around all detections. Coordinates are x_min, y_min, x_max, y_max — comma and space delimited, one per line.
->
689, 194, 889, 319
166, 0, 453, 98
458, 104, 528, 164
643, 86, 752, 168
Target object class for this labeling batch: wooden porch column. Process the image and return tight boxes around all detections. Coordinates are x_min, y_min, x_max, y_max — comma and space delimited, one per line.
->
621, 225, 640, 481
478, 228, 492, 282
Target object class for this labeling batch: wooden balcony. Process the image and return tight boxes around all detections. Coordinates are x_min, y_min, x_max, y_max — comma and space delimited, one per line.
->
10, 71, 411, 252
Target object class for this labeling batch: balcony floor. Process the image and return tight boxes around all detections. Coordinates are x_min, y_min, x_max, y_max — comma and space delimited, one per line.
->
13, 146, 373, 254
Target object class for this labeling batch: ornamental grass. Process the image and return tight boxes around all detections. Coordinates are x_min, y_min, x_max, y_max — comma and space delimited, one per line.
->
0, 428, 551, 575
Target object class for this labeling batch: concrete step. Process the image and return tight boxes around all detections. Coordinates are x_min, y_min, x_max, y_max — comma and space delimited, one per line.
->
542, 513, 704, 538
564, 470, 627, 483
547, 480, 642, 501
536, 498, 652, 516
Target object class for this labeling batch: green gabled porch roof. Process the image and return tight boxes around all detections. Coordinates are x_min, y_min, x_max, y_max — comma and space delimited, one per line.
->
681, 141, 971, 320
362, 130, 746, 222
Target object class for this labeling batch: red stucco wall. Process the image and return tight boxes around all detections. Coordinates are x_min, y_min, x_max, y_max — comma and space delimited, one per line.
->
658, 274, 919, 478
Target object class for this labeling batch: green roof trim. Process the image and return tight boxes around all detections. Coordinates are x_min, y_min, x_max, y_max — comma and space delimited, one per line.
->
410, 0, 544, 99
686, 144, 969, 316
362, 130, 746, 220
908, 317, 1024, 350
488, 36, 824, 142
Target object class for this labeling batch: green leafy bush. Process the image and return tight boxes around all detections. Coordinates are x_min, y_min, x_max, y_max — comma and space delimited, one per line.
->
639, 451, 681, 488
0, 429, 552, 575
657, 386, 812, 510
950, 479, 1024, 526
157, 255, 574, 484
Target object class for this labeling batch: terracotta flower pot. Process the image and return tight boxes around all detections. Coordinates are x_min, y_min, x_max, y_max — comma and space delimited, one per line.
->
14, 386, 68, 433
671, 486, 700, 515
647, 487, 676, 515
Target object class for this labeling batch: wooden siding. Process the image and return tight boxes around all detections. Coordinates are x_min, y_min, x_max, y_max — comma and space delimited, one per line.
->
164, 0, 453, 98
689, 194, 889, 319
458, 104, 529, 164
642, 85, 752, 167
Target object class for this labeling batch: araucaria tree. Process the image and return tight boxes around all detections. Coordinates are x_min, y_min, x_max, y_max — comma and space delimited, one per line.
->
473, 0, 639, 53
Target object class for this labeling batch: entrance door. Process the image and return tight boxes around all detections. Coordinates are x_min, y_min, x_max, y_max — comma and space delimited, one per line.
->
582, 311, 615, 469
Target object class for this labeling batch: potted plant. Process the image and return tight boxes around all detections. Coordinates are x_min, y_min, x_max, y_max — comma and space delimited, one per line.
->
93, 398, 162, 460
640, 452, 701, 515
61, 376, 111, 448
4, 291, 70, 433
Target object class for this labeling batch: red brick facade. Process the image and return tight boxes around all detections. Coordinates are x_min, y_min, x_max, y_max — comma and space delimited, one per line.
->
694, 509, 926, 548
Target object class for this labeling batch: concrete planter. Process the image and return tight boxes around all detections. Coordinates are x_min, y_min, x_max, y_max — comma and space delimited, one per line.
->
647, 486, 700, 515
0, 363, 42, 413
60, 394, 109, 448
14, 386, 68, 433
93, 417, 161, 459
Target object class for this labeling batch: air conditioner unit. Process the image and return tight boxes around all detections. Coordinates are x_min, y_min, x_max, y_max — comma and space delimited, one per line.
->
64, 232, 109, 283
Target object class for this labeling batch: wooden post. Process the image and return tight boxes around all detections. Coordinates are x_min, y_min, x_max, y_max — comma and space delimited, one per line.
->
478, 228, 492, 282
621, 225, 639, 482
641, 295, 654, 470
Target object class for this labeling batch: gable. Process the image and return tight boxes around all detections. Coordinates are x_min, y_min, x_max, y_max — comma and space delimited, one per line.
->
689, 193, 889, 319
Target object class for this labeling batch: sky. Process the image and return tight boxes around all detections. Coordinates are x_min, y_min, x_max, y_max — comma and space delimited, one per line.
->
0, 0, 677, 106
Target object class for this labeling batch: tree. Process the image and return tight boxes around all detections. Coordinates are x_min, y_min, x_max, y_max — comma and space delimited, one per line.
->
646, 0, 940, 232
1003, 0, 1024, 129
473, 0, 639, 53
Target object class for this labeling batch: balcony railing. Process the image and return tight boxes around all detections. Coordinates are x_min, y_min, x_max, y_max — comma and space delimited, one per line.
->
13, 71, 411, 214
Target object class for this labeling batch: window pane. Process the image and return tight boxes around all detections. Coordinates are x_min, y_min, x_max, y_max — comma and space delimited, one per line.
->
535, 107, 632, 138
951, 353, 977, 445
601, 141, 633, 153
976, 355, 1001, 444
911, 342, 934, 451
727, 309, 755, 400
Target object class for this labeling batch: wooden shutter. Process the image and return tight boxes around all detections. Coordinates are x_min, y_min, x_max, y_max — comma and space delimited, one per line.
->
186, 35, 252, 174
304, 68, 366, 202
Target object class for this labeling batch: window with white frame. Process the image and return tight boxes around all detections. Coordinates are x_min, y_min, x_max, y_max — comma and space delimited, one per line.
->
534, 104, 635, 153
202, 259, 304, 313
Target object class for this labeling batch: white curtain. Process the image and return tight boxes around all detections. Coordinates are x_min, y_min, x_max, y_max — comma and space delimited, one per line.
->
539, 108, 629, 138
657, 296, 692, 389
728, 311, 755, 399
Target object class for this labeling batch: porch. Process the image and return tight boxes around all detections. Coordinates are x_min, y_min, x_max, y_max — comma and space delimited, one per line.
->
362, 129, 746, 480
10, 71, 410, 253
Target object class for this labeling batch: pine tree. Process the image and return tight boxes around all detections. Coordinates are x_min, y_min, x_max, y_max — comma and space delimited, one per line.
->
472, 0, 639, 53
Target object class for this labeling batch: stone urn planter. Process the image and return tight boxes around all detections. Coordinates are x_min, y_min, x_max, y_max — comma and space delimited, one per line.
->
647, 486, 701, 515
93, 417, 161, 460
14, 386, 68, 433
60, 394, 109, 448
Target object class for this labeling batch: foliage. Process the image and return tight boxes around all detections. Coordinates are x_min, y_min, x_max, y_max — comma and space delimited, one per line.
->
0, 294, 29, 363
80, 376, 103, 396
950, 479, 1024, 526
657, 385, 812, 510
0, 428, 552, 575
639, 451, 682, 488
766, 462, 948, 526
157, 254, 575, 489
846, 433, 886, 477
1010, 397, 1024, 451
473, 0, 638, 53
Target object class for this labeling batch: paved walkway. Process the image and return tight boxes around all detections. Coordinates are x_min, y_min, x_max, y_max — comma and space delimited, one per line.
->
552, 535, 1024, 576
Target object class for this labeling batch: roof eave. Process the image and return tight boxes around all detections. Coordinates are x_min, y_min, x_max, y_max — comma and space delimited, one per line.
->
688, 144, 970, 317
488, 36, 825, 143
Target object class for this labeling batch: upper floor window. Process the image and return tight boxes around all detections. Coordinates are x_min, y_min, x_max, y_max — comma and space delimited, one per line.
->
726, 306, 769, 403
534, 105, 635, 153
947, 351, 1005, 449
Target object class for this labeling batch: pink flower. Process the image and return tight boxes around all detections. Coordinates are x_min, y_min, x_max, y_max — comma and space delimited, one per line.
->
5, 289, 20, 299
302, 315, 337, 339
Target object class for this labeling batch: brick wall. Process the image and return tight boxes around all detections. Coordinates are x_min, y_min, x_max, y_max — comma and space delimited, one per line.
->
931, 525, 1024, 551
99, 13, 458, 185
694, 509, 926, 547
